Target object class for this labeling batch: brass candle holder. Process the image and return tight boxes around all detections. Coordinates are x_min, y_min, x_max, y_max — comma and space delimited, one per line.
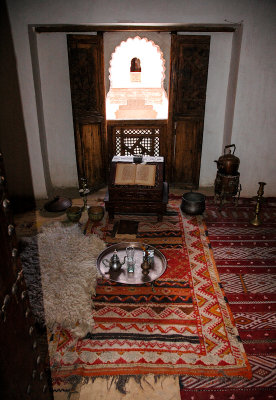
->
79, 177, 90, 211
141, 259, 151, 276
141, 247, 151, 275
250, 182, 266, 226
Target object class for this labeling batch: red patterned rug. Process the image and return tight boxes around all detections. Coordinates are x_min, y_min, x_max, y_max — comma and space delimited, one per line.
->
179, 197, 276, 399
49, 197, 251, 382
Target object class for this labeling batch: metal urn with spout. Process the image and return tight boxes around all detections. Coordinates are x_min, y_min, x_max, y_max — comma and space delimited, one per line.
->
214, 144, 240, 175
102, 250, 126, 273
214, 144, 242, 207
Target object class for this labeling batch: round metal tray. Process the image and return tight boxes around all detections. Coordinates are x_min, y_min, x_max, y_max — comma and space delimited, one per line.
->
97, 242, 167, 285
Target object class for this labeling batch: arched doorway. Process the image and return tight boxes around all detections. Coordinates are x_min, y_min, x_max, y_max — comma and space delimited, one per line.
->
67, 32, 210, 188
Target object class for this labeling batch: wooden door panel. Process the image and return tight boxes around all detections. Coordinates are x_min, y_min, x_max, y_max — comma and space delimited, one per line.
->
174, 119, 203, 186
81, 124, 105, 189
67, 35, 105, 120
67, 34, 107, 190
175, 41, 210, 117
169, 35, 210, 188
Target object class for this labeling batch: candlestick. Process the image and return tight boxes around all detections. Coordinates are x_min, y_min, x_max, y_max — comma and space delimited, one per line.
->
79, 177, 90, 211
250, 182, 266, 226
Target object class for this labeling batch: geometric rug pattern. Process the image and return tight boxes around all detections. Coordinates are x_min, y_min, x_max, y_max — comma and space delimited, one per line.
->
180, 197, 276, 399
50, 197, 251, 381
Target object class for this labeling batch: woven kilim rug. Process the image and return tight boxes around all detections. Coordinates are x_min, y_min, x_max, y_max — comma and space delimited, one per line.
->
180, 197, 276, 400
49, 197, 251, 384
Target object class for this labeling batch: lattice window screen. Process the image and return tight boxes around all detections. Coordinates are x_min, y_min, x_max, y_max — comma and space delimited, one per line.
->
114, 127, 160, 156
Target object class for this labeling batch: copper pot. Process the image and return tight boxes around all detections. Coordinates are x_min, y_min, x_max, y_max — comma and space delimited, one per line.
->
214, 144, 240, 175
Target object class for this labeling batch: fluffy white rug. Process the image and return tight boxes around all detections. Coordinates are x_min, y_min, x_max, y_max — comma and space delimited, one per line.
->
20, 222, 106, 338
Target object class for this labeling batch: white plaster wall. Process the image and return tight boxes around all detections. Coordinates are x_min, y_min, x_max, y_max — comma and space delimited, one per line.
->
6, 0, 276, 197
37, 33, 78, 188
231, 6, 276, 196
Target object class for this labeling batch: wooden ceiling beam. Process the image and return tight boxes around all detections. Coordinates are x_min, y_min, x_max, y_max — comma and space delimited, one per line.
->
34, 24, 237, 33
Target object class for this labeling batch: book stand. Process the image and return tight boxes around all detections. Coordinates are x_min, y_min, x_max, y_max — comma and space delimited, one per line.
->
104, 157, 168, 221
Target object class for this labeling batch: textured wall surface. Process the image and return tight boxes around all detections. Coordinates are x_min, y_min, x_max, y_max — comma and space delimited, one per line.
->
6, 0, 276, 197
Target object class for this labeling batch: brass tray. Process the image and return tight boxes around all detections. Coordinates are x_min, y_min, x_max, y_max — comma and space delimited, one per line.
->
96, 242, 167, 285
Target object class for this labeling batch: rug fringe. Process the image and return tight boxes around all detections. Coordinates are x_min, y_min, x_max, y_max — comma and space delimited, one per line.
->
57, 371, 250, 398
59, 374, 179, 395
91, 374, 166, 394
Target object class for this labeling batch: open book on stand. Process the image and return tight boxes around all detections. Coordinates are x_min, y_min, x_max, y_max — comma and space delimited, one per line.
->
114, 163, 156, 186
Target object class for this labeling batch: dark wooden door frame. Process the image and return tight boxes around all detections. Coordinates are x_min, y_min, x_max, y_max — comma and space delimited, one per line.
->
35, 24, 238, 188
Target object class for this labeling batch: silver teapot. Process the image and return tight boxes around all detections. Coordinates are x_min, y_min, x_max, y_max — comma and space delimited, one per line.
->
102, 250, 126, 272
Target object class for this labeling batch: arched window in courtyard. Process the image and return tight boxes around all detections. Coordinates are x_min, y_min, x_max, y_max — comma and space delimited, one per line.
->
106, 36, 168, 120
130, 57, 141, 72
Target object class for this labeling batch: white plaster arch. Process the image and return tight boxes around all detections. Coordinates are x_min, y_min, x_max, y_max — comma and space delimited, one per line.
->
109, 36, 166, 88
106, 36, 168, 119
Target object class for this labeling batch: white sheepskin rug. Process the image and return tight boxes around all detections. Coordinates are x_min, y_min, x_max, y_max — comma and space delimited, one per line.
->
20, 222, 106, 338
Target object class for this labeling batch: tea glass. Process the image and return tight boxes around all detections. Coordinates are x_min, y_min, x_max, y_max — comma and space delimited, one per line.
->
148, 249, 155, 266
126, 246, 135, 273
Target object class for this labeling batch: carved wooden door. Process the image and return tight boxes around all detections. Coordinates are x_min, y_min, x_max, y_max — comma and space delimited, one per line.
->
168, 35, 210, 188
67, 34, 107, 191
0, 151, 53, 400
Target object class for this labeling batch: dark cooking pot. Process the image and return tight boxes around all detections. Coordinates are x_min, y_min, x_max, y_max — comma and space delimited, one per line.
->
181, 192, 206, 215
214, 144, 240, 175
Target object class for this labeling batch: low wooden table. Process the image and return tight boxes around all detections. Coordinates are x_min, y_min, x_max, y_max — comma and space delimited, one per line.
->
104, 181, 168, 221
97, 242, 167, 289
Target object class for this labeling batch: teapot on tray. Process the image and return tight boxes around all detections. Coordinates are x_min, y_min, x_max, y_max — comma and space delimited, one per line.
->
102, 250, 126, 272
